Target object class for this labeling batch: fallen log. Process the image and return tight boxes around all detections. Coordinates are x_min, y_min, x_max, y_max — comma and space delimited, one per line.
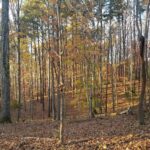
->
119, 107, 134, 115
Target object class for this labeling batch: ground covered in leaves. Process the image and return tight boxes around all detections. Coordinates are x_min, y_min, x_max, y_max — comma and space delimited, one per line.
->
0, 114, 149, 150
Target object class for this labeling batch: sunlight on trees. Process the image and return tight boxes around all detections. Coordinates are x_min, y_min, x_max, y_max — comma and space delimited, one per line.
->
0, 0, 150, 149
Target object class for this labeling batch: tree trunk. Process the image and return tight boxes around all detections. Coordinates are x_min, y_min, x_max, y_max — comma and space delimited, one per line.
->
139, 35, 146, 125
17, 0, 21, 122
0, 0, 11, 123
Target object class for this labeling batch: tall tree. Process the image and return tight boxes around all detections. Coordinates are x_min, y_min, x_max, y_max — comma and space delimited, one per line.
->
136, 0, 150, 125
16, 0, 22, 122
0, 0, 11, 123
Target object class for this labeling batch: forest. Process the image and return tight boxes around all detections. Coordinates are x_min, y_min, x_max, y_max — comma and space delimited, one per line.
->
0, 0, 150, 149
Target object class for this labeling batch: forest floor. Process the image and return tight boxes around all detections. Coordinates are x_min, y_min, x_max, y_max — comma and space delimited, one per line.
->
0, 113, 149, 150
0, 81, 149, 149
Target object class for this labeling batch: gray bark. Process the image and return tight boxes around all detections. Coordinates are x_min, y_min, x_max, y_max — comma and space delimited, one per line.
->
0, 0, 11, 123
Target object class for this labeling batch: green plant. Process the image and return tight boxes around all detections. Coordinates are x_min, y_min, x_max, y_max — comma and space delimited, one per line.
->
125, 91, 130, 99
11, 100, 22, 109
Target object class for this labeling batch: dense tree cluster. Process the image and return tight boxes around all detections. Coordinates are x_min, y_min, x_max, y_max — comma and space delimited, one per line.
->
0, 0, 150, 129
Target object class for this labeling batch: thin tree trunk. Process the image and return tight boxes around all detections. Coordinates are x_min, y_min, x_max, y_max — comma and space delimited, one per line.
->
17, 0, 21, 122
